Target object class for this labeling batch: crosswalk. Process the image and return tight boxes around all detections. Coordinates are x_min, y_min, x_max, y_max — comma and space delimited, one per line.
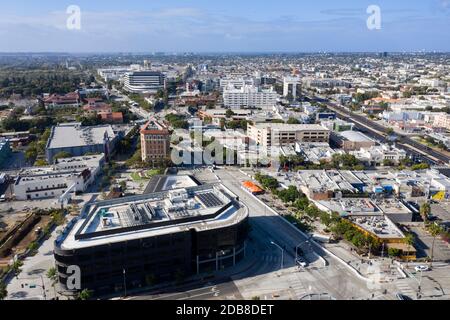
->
396, 278, 416, 297
289, 276, 308, 299
262, 255, 280, 263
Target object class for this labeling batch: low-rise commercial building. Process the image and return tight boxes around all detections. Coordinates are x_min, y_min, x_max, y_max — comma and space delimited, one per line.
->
350, 145, 407, 166
45, 123, 119, 163
247, 123, 330, 148
14, 154, 104, 200
295, 142, 342, 164
331, 130, 376, 151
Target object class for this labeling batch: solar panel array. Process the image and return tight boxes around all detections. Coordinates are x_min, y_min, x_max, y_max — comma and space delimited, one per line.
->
196, 192, 223, 208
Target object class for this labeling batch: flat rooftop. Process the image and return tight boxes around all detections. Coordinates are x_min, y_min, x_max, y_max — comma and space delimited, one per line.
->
252, 123, 329, 131
340, 130, 373, 142
375, 199, 412, 215
144, 175, 200, 194
317, 198, 382, 217
56, 184, 247, 250
15, 154, 104, 185
348, 215, 405, 239
47, 123, 116, 149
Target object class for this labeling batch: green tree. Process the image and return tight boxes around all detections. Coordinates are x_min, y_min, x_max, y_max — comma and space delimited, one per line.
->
428, 223, 442, 267
47, 267, 58, 297
0, 282, 7, 300
404, 233, 415, 247
225, 109, 235, 118
286, 117, 301, 124
420, 202, 431, 222
54, 151, 72, 160
277, 186, 301, 204
388, 247, 402, 257
47, 267, 57, 283
77, 289, 93, 300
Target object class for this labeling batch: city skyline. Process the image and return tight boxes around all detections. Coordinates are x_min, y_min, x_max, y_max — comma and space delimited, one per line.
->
1, 0, 449, 53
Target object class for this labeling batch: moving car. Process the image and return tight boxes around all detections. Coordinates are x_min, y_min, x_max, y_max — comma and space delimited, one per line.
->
415, 265, 430, 272
296, 257, 308, 268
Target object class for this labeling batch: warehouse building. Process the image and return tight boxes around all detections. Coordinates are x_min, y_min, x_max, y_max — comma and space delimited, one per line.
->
45, 123, 119, 163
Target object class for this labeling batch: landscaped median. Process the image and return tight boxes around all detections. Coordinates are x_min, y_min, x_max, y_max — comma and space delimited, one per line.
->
130, 169, 162, 181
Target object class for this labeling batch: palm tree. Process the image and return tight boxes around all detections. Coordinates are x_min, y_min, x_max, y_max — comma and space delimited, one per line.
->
404, 233, 415, 266
46, 267, 58, 298
428, 223, 442, 267
420, 202, 431, 222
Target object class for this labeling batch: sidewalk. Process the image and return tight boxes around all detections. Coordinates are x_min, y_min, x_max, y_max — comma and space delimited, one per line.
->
325, 242, 401, 282
5, 227, 61, 300
104, 239, 263, 300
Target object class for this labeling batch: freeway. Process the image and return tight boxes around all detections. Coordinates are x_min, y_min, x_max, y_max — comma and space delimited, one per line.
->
310, 95, 450, 165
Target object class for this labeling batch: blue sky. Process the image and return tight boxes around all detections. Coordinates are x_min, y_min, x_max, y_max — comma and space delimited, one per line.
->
1, 0, 449, 52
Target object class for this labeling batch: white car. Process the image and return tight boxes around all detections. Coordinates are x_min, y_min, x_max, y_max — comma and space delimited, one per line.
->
296, 257, 308, 268
415, 265, 430, 272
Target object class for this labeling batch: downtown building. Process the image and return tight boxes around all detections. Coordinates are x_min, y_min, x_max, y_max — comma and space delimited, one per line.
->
140, 120, 171, 163
123, 71, 165, 93
223, 84, 279, 110
54, 184, 249, 296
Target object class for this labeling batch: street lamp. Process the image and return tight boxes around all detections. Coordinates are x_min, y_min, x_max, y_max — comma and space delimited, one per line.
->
123, 269, 127, 298
270, 241, 284, 269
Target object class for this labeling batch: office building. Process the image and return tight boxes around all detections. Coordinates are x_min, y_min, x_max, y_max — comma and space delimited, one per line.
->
283, 77, 301, 98
223, 85, 278, 109
123, 71, 165, 93
54, 184, 249, 295
219, 78, 255, 92
247, 123, 330, 148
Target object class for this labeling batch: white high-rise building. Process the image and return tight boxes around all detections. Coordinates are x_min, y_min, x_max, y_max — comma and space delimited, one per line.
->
283, 77, 301, 98
219, 78, 255, 92
123, 71, 165, 93
223, 85, 278, 109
